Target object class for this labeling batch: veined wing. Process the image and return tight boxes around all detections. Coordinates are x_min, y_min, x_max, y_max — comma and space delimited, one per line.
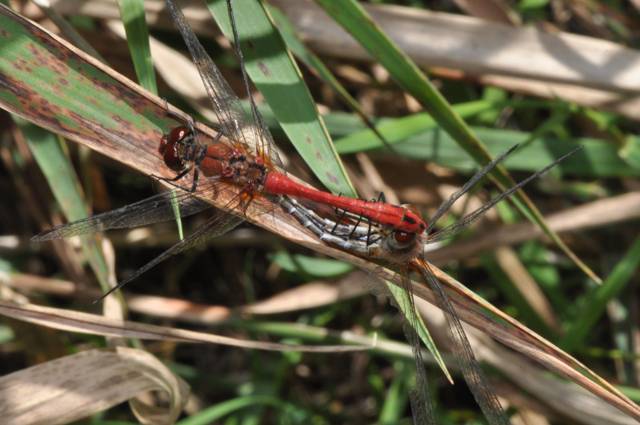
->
428, 146, 581, 244
426, 145, 519, 234
417, 260, 508, 425
164, 0, 282, 168
96, 208, 244, 301
32, 187, 216, 241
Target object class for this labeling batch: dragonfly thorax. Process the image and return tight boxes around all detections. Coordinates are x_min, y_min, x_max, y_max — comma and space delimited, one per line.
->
223, 153, 268, 191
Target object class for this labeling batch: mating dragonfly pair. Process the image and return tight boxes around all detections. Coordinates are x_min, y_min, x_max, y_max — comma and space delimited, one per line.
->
34, 1, 579, 424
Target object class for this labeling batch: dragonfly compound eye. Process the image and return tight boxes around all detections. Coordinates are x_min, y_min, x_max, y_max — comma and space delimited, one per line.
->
393, 231, 415, 245
170, 125, 190, 142
159, 126, 189, 172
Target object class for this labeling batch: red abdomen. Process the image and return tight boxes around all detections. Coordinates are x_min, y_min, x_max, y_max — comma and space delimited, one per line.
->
264, 172, 426, 234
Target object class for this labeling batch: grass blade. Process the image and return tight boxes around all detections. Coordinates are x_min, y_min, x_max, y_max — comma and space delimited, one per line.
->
314, 0, 600, 283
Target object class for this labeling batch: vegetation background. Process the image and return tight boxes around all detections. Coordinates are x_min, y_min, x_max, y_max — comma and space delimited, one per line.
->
1, 0, 640, 424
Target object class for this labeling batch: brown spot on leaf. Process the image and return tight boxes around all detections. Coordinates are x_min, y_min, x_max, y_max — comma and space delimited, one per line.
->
326, 172, 339, 185
257, 61, 270, 77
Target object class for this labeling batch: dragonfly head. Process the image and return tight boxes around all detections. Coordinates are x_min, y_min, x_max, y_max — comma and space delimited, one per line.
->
370, 228, 423, 265
160, 126, 191, 172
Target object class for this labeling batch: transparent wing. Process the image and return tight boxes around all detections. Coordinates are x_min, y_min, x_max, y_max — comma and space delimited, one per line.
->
427, 145, 519, 234
280, 198, 436, 422
417, 260, 509, 425
428, 146, 582, 244
96, 208, 244, 301
398, 270, 438, 425
164, 0, 282, 168
33, 189, 215, 241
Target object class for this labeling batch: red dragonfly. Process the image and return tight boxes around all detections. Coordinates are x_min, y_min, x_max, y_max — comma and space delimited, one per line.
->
34, 0, 423, 298
281, 143, 579, 425
31, 0, 579, 423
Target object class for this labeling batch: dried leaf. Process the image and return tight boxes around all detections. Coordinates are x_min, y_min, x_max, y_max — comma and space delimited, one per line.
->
0, 300, 367, 354
0, 347, 188, 425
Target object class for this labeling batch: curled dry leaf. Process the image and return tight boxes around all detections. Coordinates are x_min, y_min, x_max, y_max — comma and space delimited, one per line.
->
0, 347, 188, 425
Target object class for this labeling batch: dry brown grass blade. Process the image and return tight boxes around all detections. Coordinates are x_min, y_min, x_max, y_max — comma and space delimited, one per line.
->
2, 271, 369, 322
389, 264, 640, 421
452, 0, 520, 24
428, 191, 640, 264
0, 300, 366, 353
270, 0, 640, 120
494, 247, 561, 332
472, 328, 639, 425
46, 0, 640, 119
0, 347, 189, 425
415, 298, 636, 425
242, 272, 369, 315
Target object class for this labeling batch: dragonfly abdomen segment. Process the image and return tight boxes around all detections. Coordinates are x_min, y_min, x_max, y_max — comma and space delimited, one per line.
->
263, 171, 426, 234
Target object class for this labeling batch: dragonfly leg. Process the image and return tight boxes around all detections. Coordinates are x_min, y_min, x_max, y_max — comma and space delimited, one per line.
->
151, 164, 191, 182
150, 166, 198, 193
348, 212, 364, 238
330, 207, 349, 234
366, 218, 374, 246
190, 168, 200, 192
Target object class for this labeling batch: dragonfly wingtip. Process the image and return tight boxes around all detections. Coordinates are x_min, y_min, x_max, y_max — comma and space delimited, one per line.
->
31, 232, 50, 242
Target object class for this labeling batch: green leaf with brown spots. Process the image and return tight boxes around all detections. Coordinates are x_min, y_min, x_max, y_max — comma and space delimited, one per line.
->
0, 4, 179, 183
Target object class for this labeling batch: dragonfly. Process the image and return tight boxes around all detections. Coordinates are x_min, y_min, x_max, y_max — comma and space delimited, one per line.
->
33, 0, 424, 300
31, 0, 578, 422
280, 143, 580, 425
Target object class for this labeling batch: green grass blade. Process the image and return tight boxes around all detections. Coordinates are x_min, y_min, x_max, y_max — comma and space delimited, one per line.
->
268, 5, 394, 151
314, 0, 600, 283
256, 105, 638, 177
379, 362, 411, 423
177, 395, 294, 425
22, 122, 110, 292
117, 0, 157, 94
334, 100, 494, 153
206, 0, 355, 196
271, 251, 353, 278
386, 282, 452, 382
560, 236, 640, 352
119, 0, 187, 240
